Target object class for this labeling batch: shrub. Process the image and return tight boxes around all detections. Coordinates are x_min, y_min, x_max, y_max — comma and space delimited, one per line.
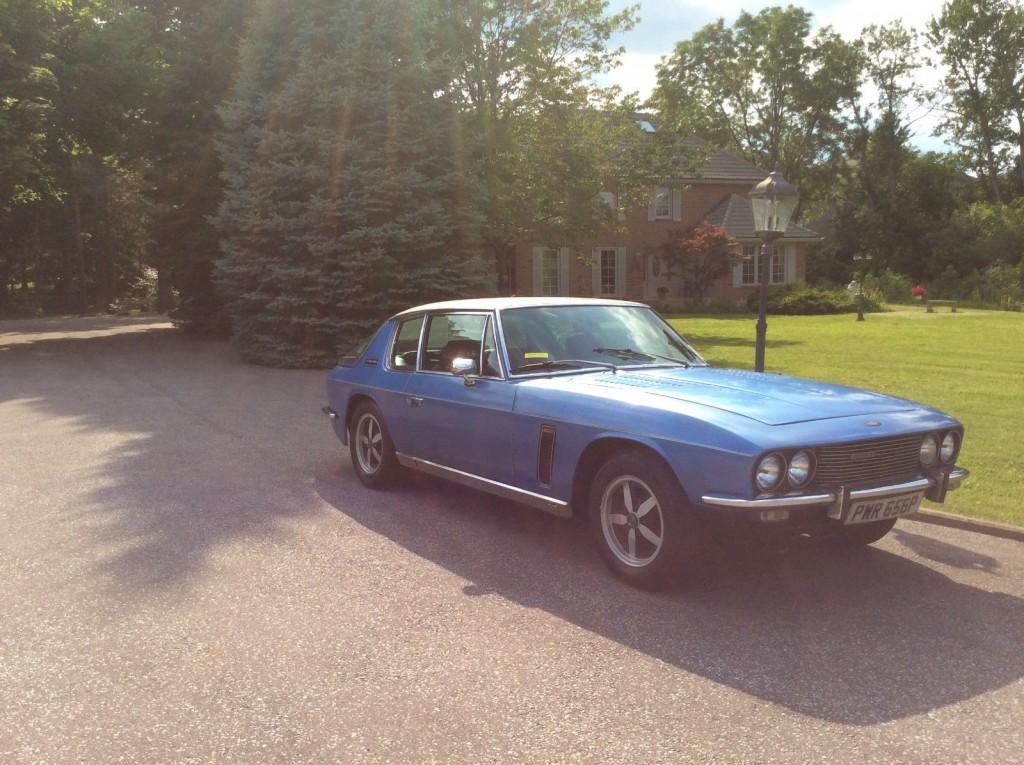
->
863, 269, 912, 302
926, 262, 1023, 310
745, 282, 882, 315
107, 268, 159, 314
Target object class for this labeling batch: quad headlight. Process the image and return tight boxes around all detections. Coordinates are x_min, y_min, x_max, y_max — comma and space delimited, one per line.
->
940, 431, 959, 464
755, 453, 785, 491
787, 450, 814, 487
919, 434, 939, 466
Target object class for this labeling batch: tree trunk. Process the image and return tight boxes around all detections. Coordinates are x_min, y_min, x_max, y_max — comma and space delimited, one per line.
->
156, 268, 174, 313
1018, 111, 1024, 196
72, 192, 87, 315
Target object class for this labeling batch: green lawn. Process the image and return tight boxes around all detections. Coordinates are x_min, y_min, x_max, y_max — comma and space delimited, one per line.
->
664, 309, 1024, 526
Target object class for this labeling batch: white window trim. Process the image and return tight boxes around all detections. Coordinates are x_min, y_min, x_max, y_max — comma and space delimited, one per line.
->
648, 187, 682, 221
733, 244, 793, 287
532, 246, 570, 296
592, 246, 626, 297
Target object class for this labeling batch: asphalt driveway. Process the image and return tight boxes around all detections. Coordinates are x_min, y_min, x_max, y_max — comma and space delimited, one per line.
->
2, 316, 1023, 764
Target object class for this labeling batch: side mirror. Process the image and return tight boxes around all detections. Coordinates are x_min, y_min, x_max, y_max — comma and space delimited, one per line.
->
451, 357, 478, 385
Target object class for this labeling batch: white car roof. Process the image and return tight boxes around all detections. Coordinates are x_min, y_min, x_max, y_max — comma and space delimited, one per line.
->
391, 296, 646, 318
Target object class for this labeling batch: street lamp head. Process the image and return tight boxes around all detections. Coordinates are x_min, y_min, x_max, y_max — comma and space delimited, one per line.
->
749, 170, 799, 239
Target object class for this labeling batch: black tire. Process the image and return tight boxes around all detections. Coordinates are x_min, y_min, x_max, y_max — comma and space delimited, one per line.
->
588, 451, 700, 590
829, 517, 897, 547
348, 401, 398, 488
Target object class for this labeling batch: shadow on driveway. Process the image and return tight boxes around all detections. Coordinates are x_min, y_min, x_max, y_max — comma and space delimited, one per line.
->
5, 319, 1021, 730
316, 468, 1024, 727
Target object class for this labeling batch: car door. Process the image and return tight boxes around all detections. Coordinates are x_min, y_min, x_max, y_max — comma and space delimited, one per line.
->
403, 311, 517, 483
373, 313, 427, 453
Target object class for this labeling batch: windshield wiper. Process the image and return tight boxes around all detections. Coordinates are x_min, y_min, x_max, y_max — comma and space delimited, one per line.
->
592, 347, 689, 367
513, 359, 617, 374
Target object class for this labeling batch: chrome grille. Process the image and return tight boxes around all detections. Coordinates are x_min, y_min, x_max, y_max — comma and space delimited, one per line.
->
814, 435, 923, 487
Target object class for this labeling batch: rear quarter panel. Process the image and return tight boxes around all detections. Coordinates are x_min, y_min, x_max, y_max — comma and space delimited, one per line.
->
326, 321, 414, 447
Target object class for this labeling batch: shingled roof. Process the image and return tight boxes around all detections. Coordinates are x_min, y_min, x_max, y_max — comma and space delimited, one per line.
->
678, 136, 768, 182
705, 194, 821, 240
631, 115, 769, 182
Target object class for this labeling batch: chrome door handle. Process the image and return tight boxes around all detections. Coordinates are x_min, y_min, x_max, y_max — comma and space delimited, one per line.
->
406, 396, 424, 407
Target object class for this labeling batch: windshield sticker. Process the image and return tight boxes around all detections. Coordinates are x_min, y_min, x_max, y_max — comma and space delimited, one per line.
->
524, 352, 549, 359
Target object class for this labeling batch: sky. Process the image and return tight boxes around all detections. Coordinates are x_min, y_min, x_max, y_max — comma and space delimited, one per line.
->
596, 0, 950, 151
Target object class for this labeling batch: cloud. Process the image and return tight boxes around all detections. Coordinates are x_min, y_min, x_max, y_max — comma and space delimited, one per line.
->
813, 0, 943, 39
596, 51, 664, 101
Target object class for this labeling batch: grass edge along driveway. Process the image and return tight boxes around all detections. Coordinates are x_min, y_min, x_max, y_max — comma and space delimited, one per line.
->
665, 309, 1024, 526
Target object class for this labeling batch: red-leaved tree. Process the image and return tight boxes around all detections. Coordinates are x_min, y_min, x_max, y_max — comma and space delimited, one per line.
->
653, 221, 737, 302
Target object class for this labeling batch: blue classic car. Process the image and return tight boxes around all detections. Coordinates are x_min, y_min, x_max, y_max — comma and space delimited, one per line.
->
324, 298, 968, 589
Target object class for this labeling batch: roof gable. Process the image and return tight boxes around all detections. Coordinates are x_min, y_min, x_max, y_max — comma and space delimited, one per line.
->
705, 194, 821, 240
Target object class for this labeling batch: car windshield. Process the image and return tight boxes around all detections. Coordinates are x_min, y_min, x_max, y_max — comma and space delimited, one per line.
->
500, 305, 706, 374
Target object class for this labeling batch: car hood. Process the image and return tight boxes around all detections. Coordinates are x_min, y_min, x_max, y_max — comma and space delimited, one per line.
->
557, 366, 921, 426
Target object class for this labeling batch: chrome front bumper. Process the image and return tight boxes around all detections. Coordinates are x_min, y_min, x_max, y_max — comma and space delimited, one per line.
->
701, 467, 969, 511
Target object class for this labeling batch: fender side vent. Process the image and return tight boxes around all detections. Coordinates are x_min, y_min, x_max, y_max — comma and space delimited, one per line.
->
537, 426, 556, 485
364, 358, 379, 367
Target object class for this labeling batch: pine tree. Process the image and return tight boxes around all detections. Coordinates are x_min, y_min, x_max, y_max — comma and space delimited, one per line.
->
214, 0, 489, 367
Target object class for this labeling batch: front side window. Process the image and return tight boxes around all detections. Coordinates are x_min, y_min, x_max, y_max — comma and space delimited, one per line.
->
422, 313, 500, 378
500, 305, 704, 374
391, 316, 423, 371
481, 317, 502, 377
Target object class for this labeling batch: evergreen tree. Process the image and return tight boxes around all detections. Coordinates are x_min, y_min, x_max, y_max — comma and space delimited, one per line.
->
215, 0, 488, 367
139, 0, 248, 332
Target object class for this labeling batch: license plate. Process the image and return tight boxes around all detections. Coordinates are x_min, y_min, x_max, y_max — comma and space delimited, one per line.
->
844, 490, 924, 525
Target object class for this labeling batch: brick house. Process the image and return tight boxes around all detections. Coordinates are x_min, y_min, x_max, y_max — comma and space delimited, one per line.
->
513, 135, 820, 307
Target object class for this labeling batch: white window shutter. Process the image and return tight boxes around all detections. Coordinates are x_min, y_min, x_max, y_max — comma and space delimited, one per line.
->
591, 248, 601, 296
732, 263, 742, 288
558, 247, 570, 295
672, 188, 682, 221
647, 191, 656, 222
616, 247, 627, 296
786, 246, 796, 283
532, 247, 543, 295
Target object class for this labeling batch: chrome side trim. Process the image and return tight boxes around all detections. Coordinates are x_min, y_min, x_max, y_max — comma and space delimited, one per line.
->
395, 453, 571, 518
702, 468, 969, 511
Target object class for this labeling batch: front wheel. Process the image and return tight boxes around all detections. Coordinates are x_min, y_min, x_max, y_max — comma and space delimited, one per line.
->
589, 452, 699, 590
829, 518, 897, 547
348, 401, 398, 488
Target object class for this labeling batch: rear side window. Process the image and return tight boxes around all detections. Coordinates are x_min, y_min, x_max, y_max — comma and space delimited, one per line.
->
339, 326, 380, 366
391, 316, 423, 371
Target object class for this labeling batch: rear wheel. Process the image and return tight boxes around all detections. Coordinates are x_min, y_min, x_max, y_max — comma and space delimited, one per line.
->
589, 452, 699, 590
348, 401, 398, 488
829, 518, 897, 547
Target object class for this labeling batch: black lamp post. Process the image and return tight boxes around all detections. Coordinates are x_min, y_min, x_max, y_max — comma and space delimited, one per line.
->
749, 170, 799, 373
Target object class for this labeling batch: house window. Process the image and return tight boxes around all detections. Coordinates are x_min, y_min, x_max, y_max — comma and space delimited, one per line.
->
741, 245, 757, 285
771, 252, 785, 284
540, 249, 560, 296
599, 249, 617, 295
593, 247, 625, 296
740, 244, 785, 285
653, 187, 673, 219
